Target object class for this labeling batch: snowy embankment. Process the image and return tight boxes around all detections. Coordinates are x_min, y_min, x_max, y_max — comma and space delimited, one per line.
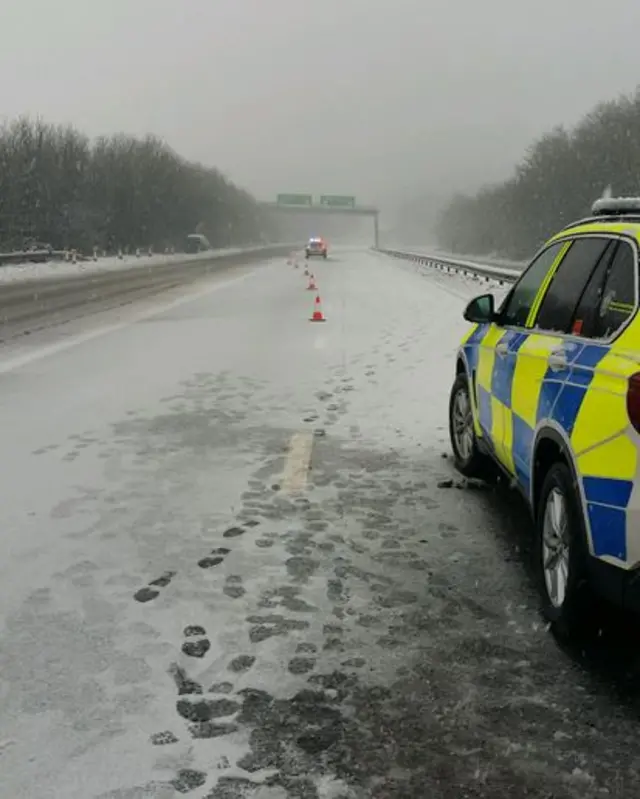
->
0, 245, 298, 285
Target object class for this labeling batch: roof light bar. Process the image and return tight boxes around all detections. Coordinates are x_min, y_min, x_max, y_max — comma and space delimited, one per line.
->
591, 197, 640, 216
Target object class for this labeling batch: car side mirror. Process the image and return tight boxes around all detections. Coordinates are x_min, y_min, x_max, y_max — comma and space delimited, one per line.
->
463, 293, 495, 323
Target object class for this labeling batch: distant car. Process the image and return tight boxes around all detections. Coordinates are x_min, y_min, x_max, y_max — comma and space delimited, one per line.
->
305, 237, 327, 259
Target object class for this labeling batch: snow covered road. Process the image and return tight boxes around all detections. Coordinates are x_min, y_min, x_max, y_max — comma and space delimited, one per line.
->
1, 249, 639, 798
0, 246, 293, 342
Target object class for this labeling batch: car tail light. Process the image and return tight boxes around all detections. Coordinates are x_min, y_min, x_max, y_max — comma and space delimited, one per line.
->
626, 372, 640, 433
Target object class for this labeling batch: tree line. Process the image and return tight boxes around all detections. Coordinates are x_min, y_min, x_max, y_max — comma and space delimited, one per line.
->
0, 116, 272, 254
436, 88, 640, 260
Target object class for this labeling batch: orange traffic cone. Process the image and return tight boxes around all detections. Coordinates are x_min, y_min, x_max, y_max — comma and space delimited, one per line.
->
307, 274, 317, 290
310, 294, 326, 322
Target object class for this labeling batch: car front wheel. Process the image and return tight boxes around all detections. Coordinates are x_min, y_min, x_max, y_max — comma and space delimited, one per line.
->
536, 461, 593, 637
448, 372, 493, 480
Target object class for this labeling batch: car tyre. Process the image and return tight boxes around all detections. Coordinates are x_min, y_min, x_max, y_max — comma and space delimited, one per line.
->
535, 461, 594, 638
448, 372, 494, 480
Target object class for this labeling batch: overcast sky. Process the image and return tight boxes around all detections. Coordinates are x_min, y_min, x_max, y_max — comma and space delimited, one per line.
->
2, 0, 640, 209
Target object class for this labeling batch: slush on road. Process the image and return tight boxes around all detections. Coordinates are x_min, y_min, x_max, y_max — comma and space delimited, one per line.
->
1, 249, 639, 798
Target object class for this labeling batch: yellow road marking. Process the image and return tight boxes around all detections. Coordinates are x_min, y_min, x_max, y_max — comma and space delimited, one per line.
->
281, 432, 314, 494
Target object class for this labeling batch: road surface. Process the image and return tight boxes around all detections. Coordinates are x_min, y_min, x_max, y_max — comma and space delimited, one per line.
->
1, 249, 639, 798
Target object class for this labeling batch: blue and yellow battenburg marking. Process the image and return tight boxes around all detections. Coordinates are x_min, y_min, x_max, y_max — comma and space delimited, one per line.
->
461, 323, 640, 567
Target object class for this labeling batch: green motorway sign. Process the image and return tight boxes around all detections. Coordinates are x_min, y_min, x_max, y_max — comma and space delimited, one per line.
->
277, 193, 312, 206
319, 195, 356, 208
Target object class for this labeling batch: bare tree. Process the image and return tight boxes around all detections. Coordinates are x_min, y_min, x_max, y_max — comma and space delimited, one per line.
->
436, 87, 640, 259
0, 116, 272, 254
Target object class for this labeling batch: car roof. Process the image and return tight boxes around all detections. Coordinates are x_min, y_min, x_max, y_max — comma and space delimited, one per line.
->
550, 218, 640, 244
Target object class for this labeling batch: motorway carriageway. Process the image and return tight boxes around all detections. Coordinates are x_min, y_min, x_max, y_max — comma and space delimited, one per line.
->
1, 248, 639, 799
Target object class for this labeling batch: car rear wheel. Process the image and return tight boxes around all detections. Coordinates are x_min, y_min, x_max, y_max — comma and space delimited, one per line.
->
448, 373, 494, 480
536, 461, 593, 637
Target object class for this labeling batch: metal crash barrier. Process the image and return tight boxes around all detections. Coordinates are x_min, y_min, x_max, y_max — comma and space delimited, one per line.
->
375, 247, 523, 286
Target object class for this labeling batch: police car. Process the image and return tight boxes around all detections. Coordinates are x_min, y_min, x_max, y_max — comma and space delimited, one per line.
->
305, 237, 327, 259
450, 197, 640, 635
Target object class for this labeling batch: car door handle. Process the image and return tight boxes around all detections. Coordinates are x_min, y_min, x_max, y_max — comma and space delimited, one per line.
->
495, 342, 508, 356
548, 352, 567, 371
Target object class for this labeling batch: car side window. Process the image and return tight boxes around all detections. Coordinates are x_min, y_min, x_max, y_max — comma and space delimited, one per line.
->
582, 241, 637, 339
534, 237, 613, 333
567, 243, 617, 337
498, 242, 565, 328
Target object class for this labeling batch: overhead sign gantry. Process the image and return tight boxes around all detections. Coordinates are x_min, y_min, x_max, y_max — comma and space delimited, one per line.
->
265, 194, 379, 246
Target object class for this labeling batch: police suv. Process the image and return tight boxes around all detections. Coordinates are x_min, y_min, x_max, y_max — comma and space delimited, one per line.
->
451, 197, 640, 636
305, 237, 327, 259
